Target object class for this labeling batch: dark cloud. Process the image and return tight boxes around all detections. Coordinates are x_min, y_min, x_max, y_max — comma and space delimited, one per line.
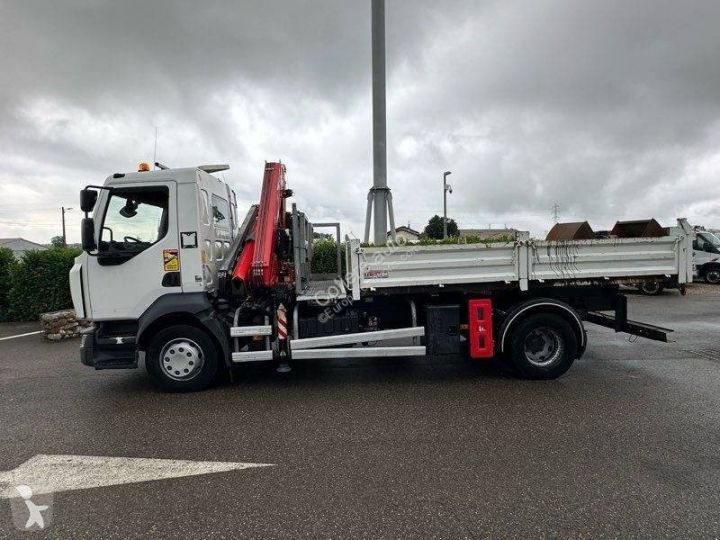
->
1, 0, 719, 242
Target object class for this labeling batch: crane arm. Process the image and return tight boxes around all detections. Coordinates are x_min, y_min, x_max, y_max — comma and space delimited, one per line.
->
231, 162, 290, 291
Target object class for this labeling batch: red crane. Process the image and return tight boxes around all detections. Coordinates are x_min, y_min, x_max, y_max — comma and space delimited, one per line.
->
232, 162, 291, 291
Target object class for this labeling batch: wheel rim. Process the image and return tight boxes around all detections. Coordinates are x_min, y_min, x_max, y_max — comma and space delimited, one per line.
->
523, 327, 564, 367
160, 338, 205, 381
707, 270, 720, 284
641, 282, 660, 294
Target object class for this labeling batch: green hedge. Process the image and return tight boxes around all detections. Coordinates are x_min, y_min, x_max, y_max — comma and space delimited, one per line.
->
5, 248, 81, 321
0, 247, 16, 321
312, 240, 346, 275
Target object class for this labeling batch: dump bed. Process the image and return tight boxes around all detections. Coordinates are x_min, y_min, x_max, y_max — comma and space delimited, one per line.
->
345, 219, 693, 299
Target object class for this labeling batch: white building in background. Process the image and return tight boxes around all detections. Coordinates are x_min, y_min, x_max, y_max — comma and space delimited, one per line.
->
0, 238, 48, 259
387, 226, 422, 244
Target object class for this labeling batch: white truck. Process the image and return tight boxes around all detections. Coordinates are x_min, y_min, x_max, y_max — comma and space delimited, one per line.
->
70, 162, 694, 391
693, 230, 720, 284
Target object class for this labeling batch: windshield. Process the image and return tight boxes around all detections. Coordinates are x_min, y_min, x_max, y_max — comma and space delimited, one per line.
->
703, 232, 720, 248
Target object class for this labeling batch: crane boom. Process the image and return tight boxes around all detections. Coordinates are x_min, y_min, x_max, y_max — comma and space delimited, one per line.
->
232, 162, 290, 291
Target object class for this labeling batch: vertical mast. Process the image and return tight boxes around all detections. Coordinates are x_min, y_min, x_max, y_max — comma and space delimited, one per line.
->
366, 0, 396, 244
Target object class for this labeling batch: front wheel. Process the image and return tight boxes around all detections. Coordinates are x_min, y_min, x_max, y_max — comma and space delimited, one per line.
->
704, 268, 720, 285
507, 313, 578, 379
146, 325, 218, 392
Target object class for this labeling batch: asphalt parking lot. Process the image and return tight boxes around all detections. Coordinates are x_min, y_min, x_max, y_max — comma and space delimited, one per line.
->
1, 286, 720, 539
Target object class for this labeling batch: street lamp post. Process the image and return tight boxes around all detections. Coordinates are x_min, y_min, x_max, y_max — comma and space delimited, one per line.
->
443, 171, 452, 239
61, 207, 73, 247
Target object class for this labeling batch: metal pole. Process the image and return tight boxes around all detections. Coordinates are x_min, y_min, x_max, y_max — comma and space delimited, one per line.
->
443, 171, 451, 239
153, 127, 158, 170
387, 191, 396, 242
364, 192, 373, 243
371, 0, 388, 245
443, 182, 447, 239
61, 207, 67, 247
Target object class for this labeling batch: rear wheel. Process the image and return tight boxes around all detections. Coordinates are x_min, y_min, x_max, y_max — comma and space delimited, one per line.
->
508, 313, 578, 379
704, 268, 720, 285
637, 281, 664, 295
146, 325, 218, 392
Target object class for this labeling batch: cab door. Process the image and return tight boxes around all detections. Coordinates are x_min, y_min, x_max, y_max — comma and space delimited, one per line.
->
86, 182, 180, 320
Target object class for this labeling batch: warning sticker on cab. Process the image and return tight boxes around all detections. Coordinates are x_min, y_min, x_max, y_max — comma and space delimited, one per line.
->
163, 249, 180, 272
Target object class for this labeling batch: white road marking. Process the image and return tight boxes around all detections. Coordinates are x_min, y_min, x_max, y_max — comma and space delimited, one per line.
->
0, 454, 274, 498
0, 331, 43, 342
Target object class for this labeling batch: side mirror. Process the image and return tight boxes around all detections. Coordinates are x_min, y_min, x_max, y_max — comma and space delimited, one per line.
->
81, 218, 97, 252
80, 189, 98, 212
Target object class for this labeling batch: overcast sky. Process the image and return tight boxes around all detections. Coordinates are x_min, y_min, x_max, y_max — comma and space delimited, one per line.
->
1, 0, 719, 243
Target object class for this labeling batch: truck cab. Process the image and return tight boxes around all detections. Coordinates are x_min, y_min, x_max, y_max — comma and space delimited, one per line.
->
70, 164, 239, 371
693, 231, 720, 284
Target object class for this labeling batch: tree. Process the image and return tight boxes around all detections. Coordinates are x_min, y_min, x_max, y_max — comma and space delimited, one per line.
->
423, 215, 459, 239
6, 247, 81, 321
51, 236, 65, 248
0, 247, 16, 321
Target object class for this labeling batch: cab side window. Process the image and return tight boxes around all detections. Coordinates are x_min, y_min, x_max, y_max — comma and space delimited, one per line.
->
696, 235, 708, 251
212, 194, 230, 229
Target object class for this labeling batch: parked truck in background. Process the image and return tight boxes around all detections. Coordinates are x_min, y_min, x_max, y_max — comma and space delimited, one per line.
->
693, 229, 720, 284
634, 226, 720, 294
69, 162, 694, 391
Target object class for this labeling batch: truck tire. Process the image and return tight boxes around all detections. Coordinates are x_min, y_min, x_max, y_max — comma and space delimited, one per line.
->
704, 267, 720, 285
637, 281, 664, 295
507, 313, 578, 379
146, 325, 218, 392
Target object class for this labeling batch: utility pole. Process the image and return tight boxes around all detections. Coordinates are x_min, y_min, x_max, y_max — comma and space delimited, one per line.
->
364, 0, 396, 245
61, 207, 72, 247
443, 171, 452, 239
552, 203, 560, 224
153, 127, 158, 170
